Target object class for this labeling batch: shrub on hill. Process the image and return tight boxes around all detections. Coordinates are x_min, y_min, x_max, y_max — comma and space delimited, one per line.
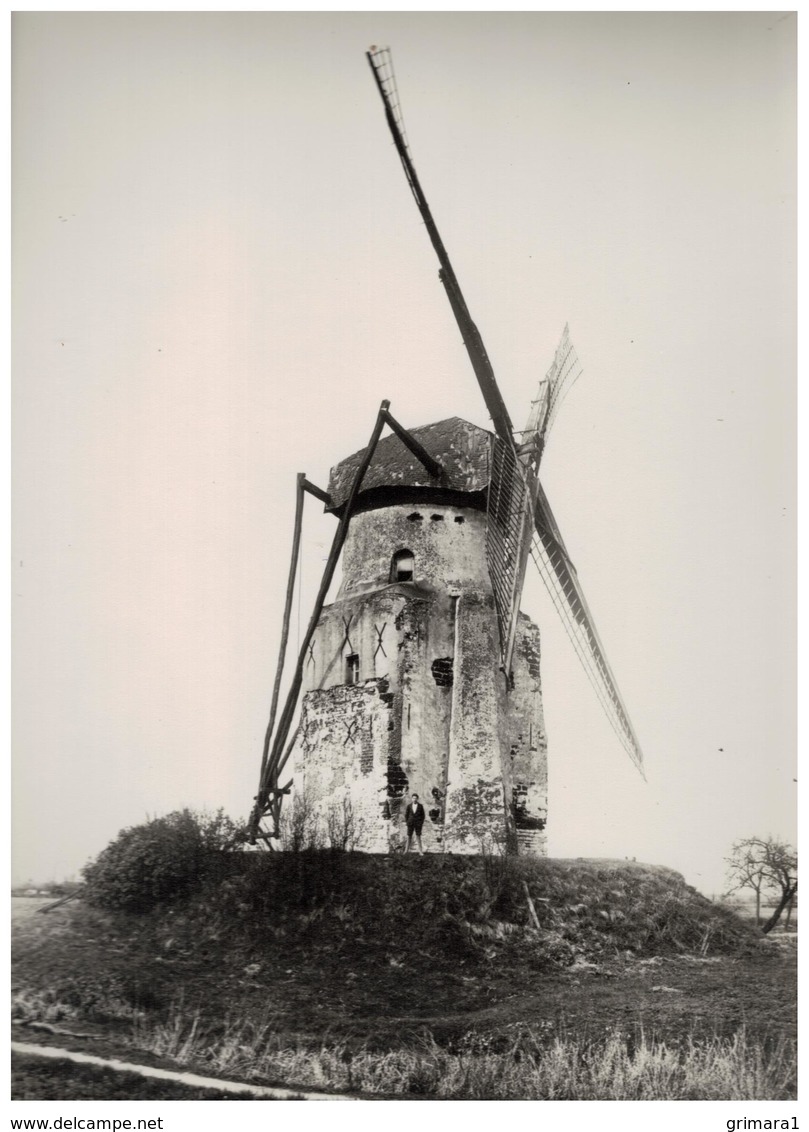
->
82, 809, 238, 913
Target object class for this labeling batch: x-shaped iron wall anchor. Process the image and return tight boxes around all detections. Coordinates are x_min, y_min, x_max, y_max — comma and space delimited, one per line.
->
341, 615, 354, 654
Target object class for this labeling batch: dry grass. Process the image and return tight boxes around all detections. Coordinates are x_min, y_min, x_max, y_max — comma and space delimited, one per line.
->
130, 1004, 796, 1100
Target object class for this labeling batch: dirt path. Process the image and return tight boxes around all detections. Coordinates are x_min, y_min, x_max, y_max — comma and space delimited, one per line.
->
11, 1041, 358, 1101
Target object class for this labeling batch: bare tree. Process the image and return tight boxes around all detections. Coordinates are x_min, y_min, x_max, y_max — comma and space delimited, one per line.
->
279, 788, 322, 853
759, 839, 798, 934
725, 838, 770, 926
325, 795, 366, 852
783, 887, 797, 932
725, 836, 797, 933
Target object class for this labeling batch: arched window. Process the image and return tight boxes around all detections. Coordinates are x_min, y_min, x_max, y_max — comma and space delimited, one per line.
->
390, 549, 414, 583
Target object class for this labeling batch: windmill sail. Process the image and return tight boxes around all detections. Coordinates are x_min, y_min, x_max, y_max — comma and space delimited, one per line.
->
487, 438, 530, 663
531, 481, 645, 775
366, 46, 515, 447
368, 48, 645, 773
487, 437, 538, 675
369, 44, 523, 674
491, 325, 582, 676
522, 324, 584, 459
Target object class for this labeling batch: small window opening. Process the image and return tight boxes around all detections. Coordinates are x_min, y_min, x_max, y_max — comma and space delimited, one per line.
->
390, 549, 414, 583
407, 512, 423, 522
430, 513, 444, 522
345, 653, 360, 685
386, 762, 409, 798
454, 515, 465, 524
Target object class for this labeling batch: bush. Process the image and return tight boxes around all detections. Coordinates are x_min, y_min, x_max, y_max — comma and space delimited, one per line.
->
82, 809, 238, 913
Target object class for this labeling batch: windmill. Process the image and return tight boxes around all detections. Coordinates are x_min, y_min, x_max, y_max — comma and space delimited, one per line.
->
246, 48, 644, 853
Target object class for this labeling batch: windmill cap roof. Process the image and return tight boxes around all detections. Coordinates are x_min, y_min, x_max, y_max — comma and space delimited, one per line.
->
326, 416, 492, 514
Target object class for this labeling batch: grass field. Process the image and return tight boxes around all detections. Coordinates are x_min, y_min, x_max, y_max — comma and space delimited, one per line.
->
10, 856, 797, 1101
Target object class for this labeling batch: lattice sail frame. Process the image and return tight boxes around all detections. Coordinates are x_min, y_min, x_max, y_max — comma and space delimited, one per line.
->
522, 324, 584, 454
367, 48, 413, 162
488, 325, 645, 775
487, 324, 584, 679
530, 484, 645, 775
486, 437, 534, 671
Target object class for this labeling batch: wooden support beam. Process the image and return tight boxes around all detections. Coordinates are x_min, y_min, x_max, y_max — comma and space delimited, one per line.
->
302, 478, 332, 507
258, 473, 305, 783
249, 402, 390, 840
272, 727, 300, 784
380, 407, 443, 479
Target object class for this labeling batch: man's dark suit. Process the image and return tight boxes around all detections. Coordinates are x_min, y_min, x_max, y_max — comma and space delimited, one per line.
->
405, 802, 425, 835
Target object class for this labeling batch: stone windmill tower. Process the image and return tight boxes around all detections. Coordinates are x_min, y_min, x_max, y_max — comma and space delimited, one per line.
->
290, 417, 547, 855
247, 49, 644, 853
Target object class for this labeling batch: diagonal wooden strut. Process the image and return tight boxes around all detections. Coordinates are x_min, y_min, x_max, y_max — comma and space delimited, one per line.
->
258, 473, 305, 784
380, 406, 444, 479
258, 473, 332, 784
301, 478, 332, 507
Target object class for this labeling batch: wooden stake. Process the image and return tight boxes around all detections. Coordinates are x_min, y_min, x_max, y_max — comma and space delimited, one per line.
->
36, 888, 83, 914
522, 880, 542, 931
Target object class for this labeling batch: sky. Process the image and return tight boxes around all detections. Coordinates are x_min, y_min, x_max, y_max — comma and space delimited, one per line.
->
12, 12, 796, 895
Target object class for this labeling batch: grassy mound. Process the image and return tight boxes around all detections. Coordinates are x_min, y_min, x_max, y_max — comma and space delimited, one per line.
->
13, 855, 764, 1034
12, 861, 794, 1099
22, 853, 751, 1027
195, 852, 757, 967
74, 808, 757, 973
69, 852, 761, 985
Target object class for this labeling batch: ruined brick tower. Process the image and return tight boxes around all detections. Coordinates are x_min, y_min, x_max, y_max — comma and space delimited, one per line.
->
290, 417, 548, 854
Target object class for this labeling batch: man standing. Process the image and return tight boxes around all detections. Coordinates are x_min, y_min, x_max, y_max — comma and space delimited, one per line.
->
404, 793, 425, 855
